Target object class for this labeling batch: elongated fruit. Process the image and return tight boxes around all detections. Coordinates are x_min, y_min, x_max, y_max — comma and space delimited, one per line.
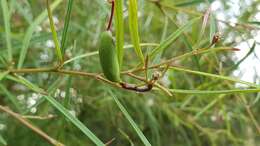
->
99, 31, 121, 82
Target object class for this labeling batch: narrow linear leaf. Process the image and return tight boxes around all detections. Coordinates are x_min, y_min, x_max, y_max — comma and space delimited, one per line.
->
247, 21, 260, 26
150, 17, 201, 58
181, 36, 201, 70
194, 95, 224, 119
7, 75, 45, 93
7, 75, 105, 146
63, 43, 159, 65
128, 0, 144, 64
0, 55, 8, 66
43, 95, 105, 146
47, 0, 63, 62
1, 0, 13, 62
170, 66, 259, 88
170, 88, 260, 94
23, 76, 65, 114
209, 14, 217, 43
0, 134, 7, 146
64, 76, 72, 108
232, 42, 256, 69
17, 0, 62, 68
198, 6, 211, 41
61, 0, 74, 55
110, 91, 151, 146
115, 0, 124, 67
175, 0, 204, 7
152, 16, 169, 65
0, 71, 9, 82
0, 84, 23, 112
12, 31, 62, 50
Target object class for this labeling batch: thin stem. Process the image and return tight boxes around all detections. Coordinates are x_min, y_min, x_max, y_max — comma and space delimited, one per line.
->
9, 68, 121, 89
0, 105, 64, 146
122, 47, 239, 74
22, 114, 56, 120
47, 0, 63, 62
106, 0, 115, 31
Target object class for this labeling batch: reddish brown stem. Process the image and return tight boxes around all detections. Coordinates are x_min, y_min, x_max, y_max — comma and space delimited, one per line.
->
106, 0, 115, 31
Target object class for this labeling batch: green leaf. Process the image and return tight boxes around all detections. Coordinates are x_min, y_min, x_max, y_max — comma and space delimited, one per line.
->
170, 88, 260, 94
1, 0, 13, 62
198, 6, 211, 42
115, 0, 124, 67
7, 75, 105, 146
209, 14, 217, 43
170, 66, 260, 88
128, 0, 144, 64
0, 134, 7, 146
110, 91, 151, 146
61, 0, 73, 55
181, 36, 201, 71
17, 0, 62, 68
150, 17, 200, 59
0, 71, 9, 82
0, 84, 23, 112
47, 0, 63, 62
63, 43, 158, 65
247, 21, 260, 26
232, 42, 256, 69
194, 95, 224, 119
43, 95, 105, 146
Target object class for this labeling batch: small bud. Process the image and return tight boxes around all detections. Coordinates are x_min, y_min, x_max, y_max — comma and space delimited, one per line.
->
211, 33, 221, 45
152, 71, 161, 81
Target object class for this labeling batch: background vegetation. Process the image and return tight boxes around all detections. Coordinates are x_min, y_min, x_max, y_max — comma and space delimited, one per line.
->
0, 0, 260, 145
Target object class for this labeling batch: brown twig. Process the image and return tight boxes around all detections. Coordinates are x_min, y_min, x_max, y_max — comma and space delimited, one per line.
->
22, 114, 56, 120
106, 0, 115, 31
105, 137, 116, 146
127, 72, 173, 96
0, 105, 64, 146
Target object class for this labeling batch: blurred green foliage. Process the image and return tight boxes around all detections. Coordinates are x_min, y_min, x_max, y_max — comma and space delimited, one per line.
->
0, 0, 260, 146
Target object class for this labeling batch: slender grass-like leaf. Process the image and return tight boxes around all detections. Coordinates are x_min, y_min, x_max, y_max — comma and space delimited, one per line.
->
128, 0, 144, 64
17, 0, 62, 68
232, 42, 256, 69
47, 0, 63, 62
209, 14, 217, 43
7, 75, 105, 146
13, 1, 33, 24
64, 76, 72, 108
175, 0, 204, 7
0, 55, 8, 66
170, 88, 260, 94
115, 0, 124, 67
42, 95, 105, 146
0, 134, 7, 146
181, 36, 201, 70
110, 91, 151, 146
23, 76, 65, 114
247, 21, 260, 26
198, 6, 211, 42
1, 0, 12, 62
0, 71, 9, 82
170, 66, 259, 88
194, 95, 224, 119
61, 0, 73, 55
63, 43, 159, 65
150, 17, 201, 58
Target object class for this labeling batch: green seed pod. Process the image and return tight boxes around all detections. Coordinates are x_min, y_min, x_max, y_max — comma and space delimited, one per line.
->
99, 31, 121, 82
